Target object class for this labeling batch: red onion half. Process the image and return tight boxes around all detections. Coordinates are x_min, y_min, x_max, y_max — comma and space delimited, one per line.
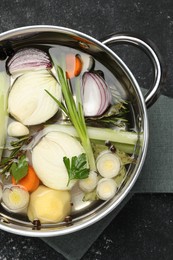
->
82, 72, 111, 117
7, 48, 52, 75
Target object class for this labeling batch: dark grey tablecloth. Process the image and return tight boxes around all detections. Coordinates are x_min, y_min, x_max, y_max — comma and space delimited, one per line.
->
41, 94, 173, 260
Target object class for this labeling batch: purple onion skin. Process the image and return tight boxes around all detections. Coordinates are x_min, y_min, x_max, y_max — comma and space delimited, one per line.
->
82, 72, 111, 117
7, 48, 52, 75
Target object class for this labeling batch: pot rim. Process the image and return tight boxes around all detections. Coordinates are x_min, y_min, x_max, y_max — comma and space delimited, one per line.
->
0, 25, 149, 237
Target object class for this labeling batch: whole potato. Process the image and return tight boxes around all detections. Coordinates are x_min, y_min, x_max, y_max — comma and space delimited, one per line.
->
27, 185, 71, 224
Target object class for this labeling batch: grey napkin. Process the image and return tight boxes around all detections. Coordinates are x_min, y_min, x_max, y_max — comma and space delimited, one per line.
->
41, 94, 173, 260
133, 94, 173, 192
42, 193, 133, 260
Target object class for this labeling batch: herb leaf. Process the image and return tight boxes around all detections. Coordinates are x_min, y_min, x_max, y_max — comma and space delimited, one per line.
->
10, 155, 28, 183
63, 153, 90, 186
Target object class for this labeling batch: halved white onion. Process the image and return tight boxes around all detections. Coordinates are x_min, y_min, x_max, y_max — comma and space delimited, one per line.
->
96, 178, 117, 200
79, 171, 98, 193
96, 151, 121, 178
32, 131, 85, 190
8, 70, 61, 125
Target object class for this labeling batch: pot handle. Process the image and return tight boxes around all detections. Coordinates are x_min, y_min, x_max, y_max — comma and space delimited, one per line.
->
101, 33, 163, 108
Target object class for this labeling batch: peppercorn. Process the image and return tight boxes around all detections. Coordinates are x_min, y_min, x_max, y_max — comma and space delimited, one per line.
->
110, 144, 116, 153
64, 215, 73, 226
32, 219, 41, 230
105, 140, 111, 147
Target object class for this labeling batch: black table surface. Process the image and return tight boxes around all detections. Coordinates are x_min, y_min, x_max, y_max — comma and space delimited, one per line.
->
0, 1, 173, 259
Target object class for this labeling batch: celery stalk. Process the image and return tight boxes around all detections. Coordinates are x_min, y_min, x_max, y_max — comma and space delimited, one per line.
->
0, 72, 10, 161
44, 124, 139, 153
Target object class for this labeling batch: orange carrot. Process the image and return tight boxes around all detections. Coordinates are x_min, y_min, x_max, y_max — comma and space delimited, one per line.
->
12, 166, 40, 192
66, 54, 82, 79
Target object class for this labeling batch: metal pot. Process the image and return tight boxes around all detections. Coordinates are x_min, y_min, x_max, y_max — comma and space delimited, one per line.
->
0, 25, 162, 237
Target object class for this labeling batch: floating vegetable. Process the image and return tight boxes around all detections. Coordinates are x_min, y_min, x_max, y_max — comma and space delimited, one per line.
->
2, 185, 29, 213
42, 124, 138, 153
27, 185, 71, 224
32, 131, 85, 190
79, 171, 98, 193
7, 121, 29, 137
8, 70, 62, 125
0, 72, 10, 161
96, 178, 117, 200
80, 53, 94, 74
65, 53, 82, 79
96, 151, 121, 178
12, 166, 40, 192
82, 72, 111, 117
7, 48, 52, 76
47, 66, 96, 171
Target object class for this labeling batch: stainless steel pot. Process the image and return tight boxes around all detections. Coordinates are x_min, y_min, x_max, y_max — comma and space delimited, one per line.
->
0, 25, 162, 237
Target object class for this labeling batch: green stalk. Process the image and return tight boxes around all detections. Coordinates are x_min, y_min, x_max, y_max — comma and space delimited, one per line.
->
56, 67, 96, 171
44, 124, 139, 145
44, 124, 140, 154
0, 71, 10, 161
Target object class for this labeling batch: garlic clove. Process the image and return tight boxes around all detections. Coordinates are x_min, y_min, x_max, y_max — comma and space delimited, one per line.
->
7, 121, 29, 137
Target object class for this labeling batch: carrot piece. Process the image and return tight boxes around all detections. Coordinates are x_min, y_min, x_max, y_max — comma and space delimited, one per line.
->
12, 166, 40, 192
66, 54, 82, 79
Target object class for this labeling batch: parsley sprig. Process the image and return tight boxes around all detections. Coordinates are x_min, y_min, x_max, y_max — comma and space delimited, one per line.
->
63, 153, 89, 186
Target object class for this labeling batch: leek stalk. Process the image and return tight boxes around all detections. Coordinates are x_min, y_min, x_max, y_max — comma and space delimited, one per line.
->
0, 71, 10, 161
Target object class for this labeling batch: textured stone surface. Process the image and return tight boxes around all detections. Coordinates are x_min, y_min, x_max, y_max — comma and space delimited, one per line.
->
0, 0, 172, 259
83, 194, 173, 260
0, 195, 173, 260
0, 0, 172, 97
